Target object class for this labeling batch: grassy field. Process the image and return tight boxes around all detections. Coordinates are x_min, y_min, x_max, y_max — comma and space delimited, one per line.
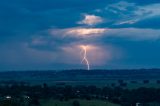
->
41, 99, 120, 106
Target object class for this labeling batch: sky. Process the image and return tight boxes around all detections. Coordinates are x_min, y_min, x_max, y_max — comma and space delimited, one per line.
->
0, 0, 160, 70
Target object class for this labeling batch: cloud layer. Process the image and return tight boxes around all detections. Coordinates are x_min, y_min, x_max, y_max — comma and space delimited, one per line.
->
78, 14, 104, 26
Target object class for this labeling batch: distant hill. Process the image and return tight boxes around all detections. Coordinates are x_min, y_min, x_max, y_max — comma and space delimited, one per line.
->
0, 69, 160, 80
0, 69, 160, 87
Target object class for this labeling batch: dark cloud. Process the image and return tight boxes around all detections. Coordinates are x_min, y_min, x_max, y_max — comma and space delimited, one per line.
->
133, 16, 160, 29
109, 40, 160, 69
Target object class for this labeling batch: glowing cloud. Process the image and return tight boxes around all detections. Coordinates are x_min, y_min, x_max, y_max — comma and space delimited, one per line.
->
78, 14, 104, 26
60, 44, 113, 68
51, 28, 107, 38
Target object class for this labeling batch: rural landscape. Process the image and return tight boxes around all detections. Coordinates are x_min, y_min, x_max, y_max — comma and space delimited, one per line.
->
1, 0, 160, 106
1, 69, 160, 106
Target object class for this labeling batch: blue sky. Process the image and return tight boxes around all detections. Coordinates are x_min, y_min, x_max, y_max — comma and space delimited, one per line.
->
0, 0, 160, 70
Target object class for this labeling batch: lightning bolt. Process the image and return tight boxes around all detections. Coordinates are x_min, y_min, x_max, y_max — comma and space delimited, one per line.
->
80, 45, 90, 70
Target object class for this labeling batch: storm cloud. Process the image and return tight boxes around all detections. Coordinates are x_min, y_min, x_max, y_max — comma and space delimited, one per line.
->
0, 0, 160, 70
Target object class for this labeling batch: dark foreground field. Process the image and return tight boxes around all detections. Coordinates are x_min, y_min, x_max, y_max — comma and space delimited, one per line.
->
0, 83, 160, 106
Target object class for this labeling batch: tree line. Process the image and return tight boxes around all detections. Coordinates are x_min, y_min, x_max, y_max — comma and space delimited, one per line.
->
0, 83, 160, 106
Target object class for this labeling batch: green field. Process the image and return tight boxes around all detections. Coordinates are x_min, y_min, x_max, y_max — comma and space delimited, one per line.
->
41, 99, 120, 106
